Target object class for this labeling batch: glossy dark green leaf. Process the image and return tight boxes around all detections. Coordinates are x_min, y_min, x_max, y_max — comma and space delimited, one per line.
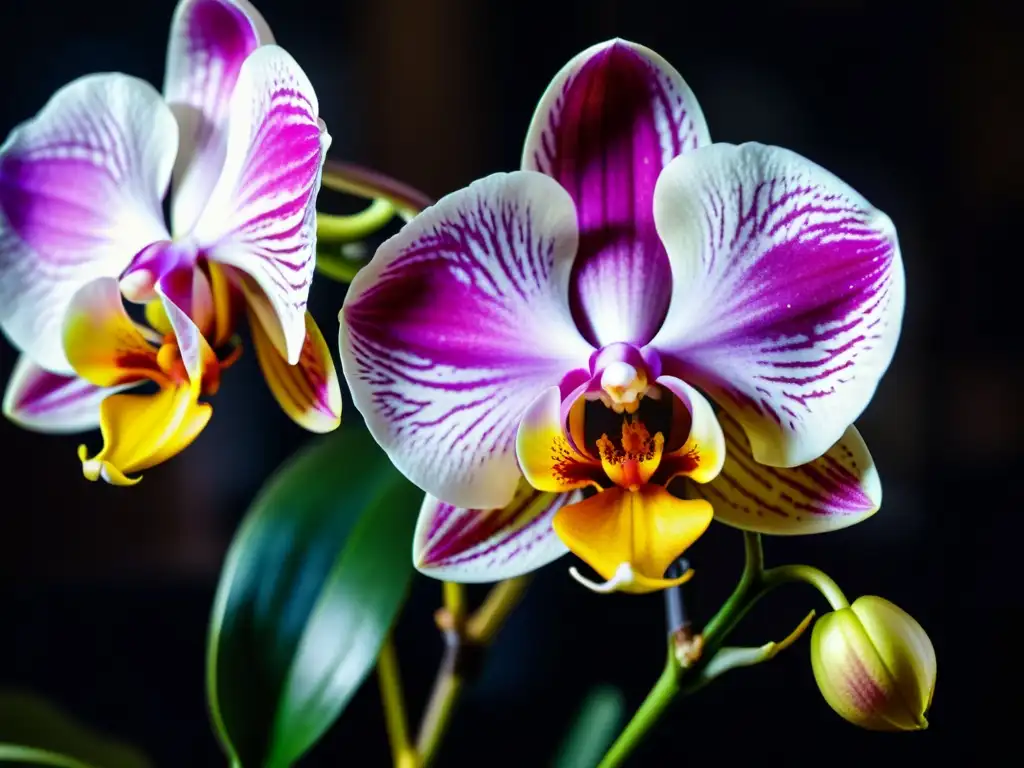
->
207, 425, 420, 768
553, 685, 626, 768
0, 691, 152, 768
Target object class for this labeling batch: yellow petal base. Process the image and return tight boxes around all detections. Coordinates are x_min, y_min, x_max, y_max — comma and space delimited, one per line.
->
552, 484, 713, 594
78, 382, 212, 486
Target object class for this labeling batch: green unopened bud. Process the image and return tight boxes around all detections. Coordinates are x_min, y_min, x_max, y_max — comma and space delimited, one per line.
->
811, 595, 936, 731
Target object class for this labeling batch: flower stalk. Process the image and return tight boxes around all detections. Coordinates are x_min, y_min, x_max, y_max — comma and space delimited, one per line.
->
317, 198, 397, 245
321, 160, 433, 222
597, 532, 850, 768
377, 577, 531, 768
376, 634, 417, 768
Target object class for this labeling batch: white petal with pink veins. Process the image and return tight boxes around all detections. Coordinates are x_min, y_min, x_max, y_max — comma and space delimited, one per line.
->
340, 171, 594, 510
192, 45, 328, 365
3, 355, 126, 434
0, 74, 177, 372
651, 143, 904, 467
165, 0, 274, 234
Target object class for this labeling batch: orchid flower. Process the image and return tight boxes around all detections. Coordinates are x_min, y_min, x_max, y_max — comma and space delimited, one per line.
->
0, 0, 340, 485
340, 40, 904, 593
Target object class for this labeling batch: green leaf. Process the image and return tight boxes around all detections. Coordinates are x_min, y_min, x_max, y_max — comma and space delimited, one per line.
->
0, 745, 94, 768
207, 425, 421, 768
553, 685, 626, 768
0, 691, 152, 768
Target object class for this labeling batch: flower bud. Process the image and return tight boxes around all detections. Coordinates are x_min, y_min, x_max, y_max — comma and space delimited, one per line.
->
811, 595, 936, 731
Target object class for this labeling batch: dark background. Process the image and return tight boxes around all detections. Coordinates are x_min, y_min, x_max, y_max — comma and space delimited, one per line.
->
0, 0, 1018, 765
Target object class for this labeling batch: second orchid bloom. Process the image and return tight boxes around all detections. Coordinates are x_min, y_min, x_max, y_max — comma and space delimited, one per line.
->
340, 40, 905, 593
0, 0, 340, 485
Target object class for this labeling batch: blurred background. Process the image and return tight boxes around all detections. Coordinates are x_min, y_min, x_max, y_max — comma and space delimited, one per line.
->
0, 0, 1018, 764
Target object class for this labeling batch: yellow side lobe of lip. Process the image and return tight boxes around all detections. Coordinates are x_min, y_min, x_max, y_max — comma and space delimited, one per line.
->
78, 378, 212, 486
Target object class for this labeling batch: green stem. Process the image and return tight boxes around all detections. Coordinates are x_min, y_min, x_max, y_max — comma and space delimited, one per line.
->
415, 578, 530, 767
596, 533, 765, 768
314, 248, 365, 283
415, 637, 464, 768
377, 634, 417, 768
762, 564, 849, 610
317, 198, 396, 243
321, 160, 433, 221
700, 531, 764, 650
595, 651, 679, 768
596, 532, 850, 767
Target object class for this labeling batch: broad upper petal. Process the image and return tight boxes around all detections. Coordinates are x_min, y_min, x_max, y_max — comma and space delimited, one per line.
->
340, 171, 594, 510
685, 409, 881, 534
552, 485, 713, 594
651, 143, 904, 467
0, 74, 177, 372
165, 0, 274, 235
523, 39, 710, 348
414, 481, 580, 582
192, 45, 328, 365
3, 355, 125, 434
251, 308, 341, 433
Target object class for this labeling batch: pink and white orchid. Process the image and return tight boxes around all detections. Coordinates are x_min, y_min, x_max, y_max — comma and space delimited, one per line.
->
340, 40, 904, 593
0, 0, 340, 485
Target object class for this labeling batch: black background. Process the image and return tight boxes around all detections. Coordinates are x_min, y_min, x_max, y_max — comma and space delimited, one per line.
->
0, 0, 1018, 765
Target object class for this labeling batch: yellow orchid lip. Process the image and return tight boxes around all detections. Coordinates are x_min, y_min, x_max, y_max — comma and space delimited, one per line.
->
552, 484, 713, 594
63, 275, 229, 486
64, 262, 342, 486
515, 382, 727, 593
78, 378, 213, 486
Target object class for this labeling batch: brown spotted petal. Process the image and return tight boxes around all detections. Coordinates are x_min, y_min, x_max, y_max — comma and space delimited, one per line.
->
686, 409, 881, 535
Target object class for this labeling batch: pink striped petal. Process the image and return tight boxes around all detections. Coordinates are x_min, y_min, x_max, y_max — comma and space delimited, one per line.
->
650, 143, 904, 467
192, 45, 329, 365
414, 481, 579, 582
523, 39, 709, 348
687, 410, 881, 534
340, 171, 594, 510
164, 0, 273, 234
3, 355, 124, 434
0, 74, 177, 373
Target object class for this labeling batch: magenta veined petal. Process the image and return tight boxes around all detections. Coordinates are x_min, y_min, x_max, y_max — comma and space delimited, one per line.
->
523, 39, 710, 348
191, 44, 329, 365
0, 73, 178, 373
340, 171, 594, 510
164, 0, 274, 235
650, 143, 904, 467
688, 409, 882, 534
3, 355, 125, 434
414, 482, 579, 582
